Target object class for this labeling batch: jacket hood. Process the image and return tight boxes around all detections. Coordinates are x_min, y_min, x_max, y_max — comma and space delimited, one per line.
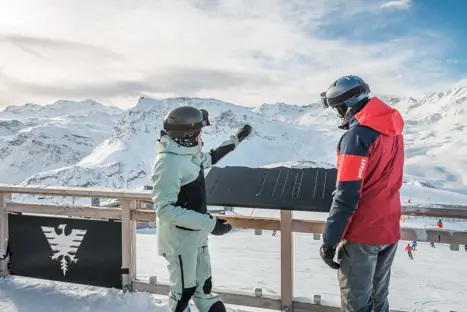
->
156, 134, 202, 155
350, 97, 404, 136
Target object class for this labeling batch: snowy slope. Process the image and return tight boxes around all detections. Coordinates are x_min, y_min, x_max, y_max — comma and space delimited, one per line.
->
0, 100, 123, 183
394, 87, 467, 184
0, 276, 167, 312
0, 230, 464, 312
139, 229, 467, 312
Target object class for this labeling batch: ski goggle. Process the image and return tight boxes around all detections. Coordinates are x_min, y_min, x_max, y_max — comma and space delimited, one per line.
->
200, 109, 211, 126
321, 91, 348, 116
320, 92, 330, 108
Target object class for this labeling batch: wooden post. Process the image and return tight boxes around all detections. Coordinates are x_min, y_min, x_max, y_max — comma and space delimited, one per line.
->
280, 210, 293, 312
121, 199, 132, 291
0, 193, 11, 277
130, 200, 137, 282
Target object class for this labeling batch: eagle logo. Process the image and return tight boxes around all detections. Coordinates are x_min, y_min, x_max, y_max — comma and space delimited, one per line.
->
41, 224, 87, 276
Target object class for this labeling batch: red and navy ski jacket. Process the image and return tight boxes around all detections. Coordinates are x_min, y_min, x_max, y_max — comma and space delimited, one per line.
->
323, 97, 404, 247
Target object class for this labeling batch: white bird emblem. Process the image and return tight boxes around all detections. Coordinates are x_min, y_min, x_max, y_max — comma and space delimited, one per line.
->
41, 224, 87, 276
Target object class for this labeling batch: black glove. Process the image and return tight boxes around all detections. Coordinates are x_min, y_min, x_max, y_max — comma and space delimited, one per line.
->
236, 124, 252, 142
211, 218, 232, 236
320, 245, 340, 269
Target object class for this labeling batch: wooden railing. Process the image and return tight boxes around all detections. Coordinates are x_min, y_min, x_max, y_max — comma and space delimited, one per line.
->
0, 183, 467, 312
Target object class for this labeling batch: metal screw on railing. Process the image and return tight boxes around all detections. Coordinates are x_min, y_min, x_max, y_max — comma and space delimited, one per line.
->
254, 288, 262, 297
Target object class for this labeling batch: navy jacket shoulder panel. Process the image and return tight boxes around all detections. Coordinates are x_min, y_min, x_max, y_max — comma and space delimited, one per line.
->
340, 125, 380, 156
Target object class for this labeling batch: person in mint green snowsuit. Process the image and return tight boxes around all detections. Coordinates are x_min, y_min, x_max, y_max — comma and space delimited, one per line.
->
152, 106, 252, 312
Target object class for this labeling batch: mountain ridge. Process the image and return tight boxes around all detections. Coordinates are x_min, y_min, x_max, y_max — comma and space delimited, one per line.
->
1, 85, 467, 188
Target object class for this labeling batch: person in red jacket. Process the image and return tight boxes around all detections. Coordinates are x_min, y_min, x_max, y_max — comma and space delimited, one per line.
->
319, 75, 404, 312
405, 243, 414, 259
436, 218, 443, 228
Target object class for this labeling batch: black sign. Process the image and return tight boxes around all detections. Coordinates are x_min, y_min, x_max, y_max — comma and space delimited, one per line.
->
8, 214, 122, 289
205, 166, 337, 212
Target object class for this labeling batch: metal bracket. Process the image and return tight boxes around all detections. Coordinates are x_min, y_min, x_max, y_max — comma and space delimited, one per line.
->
149, 276, 158, 284
122, 283, 132, 293
313, 233, 321, 240
282, 305, 290, 312
313, 294, 322, 305
254, 229, 262, 236
254, 288, 262, 297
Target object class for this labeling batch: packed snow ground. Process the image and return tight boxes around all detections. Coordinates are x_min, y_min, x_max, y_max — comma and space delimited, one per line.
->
0, 229, 464, 312
137, 228, 466, 312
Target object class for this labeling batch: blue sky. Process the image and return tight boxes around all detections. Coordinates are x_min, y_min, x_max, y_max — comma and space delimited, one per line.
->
316, 0, 467, 81
0, 0, 466, 107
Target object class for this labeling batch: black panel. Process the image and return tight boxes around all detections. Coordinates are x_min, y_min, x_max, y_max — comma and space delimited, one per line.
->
205, 166, 337, 212
8, 214, 122, 289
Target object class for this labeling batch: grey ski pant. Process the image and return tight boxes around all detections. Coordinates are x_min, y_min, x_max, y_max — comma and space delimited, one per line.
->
337, 240, 398, 312
164, 246, 223, 312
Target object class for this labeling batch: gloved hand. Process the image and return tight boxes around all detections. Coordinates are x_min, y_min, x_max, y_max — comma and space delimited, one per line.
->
320, 245, 340, 269
236, 124, 252, 142
211, 218, 232, 236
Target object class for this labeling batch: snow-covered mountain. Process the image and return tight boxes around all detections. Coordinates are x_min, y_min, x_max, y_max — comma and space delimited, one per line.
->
22, 97, 338, 188
1, 99, 123, 119
5, 86, 467, 194
0, 100, 123, 183
392, 87, 467, 184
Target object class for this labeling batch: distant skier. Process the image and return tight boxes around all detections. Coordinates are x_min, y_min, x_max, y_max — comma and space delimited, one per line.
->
411, 240, 417, 251
430, 242, 436, 248
436, 218, 443, 228
405, 243, 414, 259
272, 230, 277, 236
152, 106, 252, 312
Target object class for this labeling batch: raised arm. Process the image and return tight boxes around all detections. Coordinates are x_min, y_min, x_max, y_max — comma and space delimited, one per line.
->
201, 124, 252, 168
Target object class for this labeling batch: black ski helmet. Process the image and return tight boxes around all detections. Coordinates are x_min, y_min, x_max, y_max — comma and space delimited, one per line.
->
163, 106, 210, 138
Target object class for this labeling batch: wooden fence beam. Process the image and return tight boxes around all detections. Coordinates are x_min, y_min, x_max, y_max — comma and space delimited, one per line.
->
131, 280, 404, 312
0, 183, 152, 201
402, 205, 467, 219
400, 227, 467, 244
1, 183, 467, 219
6, 202, 122, 220
292, 219, 326, 233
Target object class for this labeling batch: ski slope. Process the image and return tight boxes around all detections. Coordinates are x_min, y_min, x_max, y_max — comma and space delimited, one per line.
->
0, 228, 464, 312
136, 228, 466, 312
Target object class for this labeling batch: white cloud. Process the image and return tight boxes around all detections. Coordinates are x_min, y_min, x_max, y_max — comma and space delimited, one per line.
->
381, 0, 412, 10
0, 0, 462, 108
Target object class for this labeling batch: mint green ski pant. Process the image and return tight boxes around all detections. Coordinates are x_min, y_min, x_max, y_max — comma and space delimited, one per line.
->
164, 246, 224, 312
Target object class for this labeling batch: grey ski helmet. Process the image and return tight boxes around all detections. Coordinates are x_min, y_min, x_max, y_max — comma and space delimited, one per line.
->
163, 106, 210, 138
321, 75, 370, 117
